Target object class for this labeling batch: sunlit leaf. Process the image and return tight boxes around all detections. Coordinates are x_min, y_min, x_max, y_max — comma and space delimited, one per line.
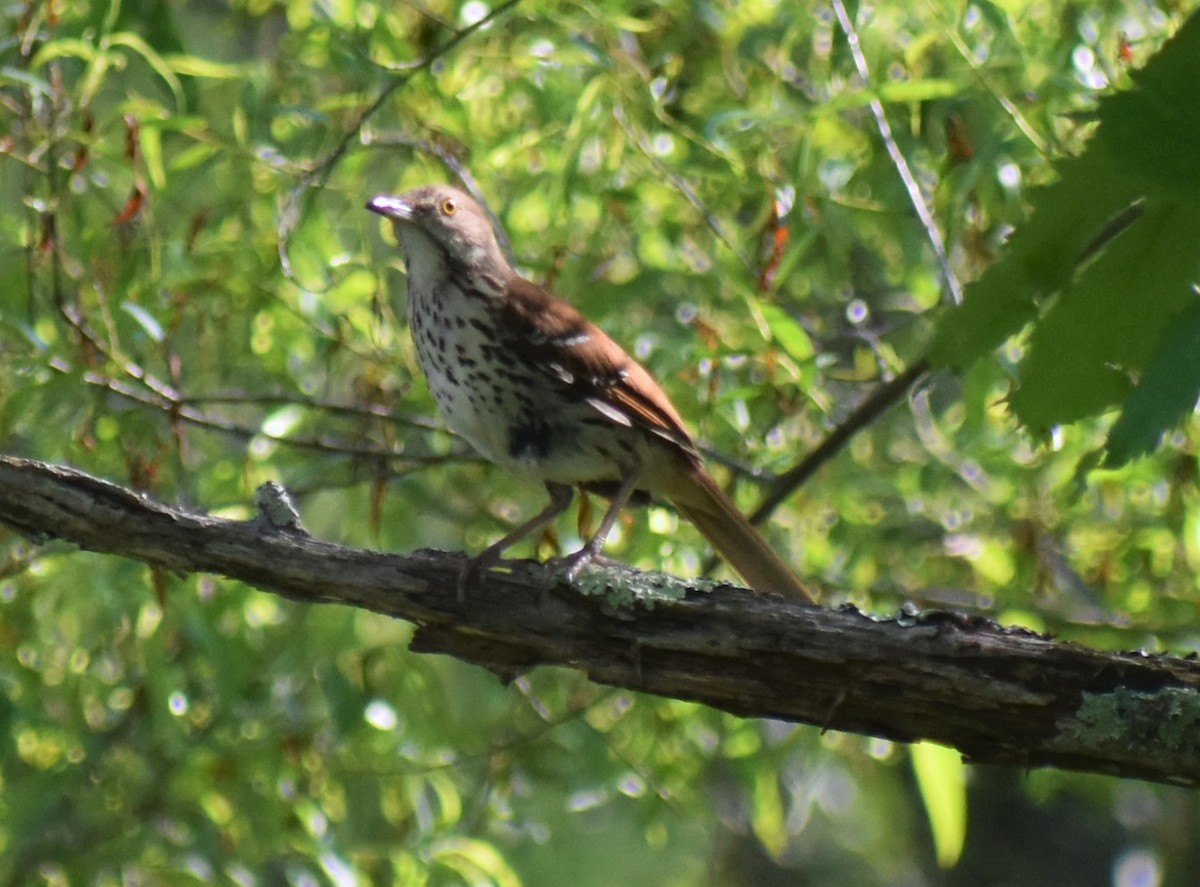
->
911, 741, 967, 868
429, 838, 522, 887
758, 301, 814, 362
108, 32, 187, 110
750, 767, 788, 858
121, 301, 165, 342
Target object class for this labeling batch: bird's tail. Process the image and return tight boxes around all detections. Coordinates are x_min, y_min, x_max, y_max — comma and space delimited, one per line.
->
667, 466, 813, 603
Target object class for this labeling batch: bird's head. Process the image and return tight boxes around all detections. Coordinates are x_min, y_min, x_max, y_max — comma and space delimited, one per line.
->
366, 185, 508, 278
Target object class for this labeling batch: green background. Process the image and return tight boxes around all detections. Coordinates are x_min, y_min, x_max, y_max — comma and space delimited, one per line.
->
3, 0, 1200, 883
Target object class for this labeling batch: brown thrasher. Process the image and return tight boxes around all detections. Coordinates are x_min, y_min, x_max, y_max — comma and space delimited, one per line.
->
366, 184, 812, 603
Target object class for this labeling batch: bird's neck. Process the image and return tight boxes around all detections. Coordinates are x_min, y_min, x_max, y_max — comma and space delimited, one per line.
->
398, 225, 512, 300
397, 225, 451, 293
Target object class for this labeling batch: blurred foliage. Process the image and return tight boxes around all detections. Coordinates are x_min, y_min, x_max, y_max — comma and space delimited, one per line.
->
2, 0, 1200, 884
930, 14, 1200, 463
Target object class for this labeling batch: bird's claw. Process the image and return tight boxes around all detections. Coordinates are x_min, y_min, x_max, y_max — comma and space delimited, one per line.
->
554, 547, 622, 583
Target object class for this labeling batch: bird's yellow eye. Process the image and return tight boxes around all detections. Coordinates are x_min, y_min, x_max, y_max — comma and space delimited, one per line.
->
441, 198, 457, 216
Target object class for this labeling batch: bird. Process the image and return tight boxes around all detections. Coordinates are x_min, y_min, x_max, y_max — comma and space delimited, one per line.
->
366, 184, 813, 603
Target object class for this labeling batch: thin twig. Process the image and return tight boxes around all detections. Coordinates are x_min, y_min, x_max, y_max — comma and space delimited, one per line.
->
830, 0, 963, 305
941, 19, 1048, 156
177, 390, 443, 432
611, 103, 753, 272
750, 358, 929, 525
1077, 199, 1145, 266
35, 352, 462, 462
701, 359, 929, 575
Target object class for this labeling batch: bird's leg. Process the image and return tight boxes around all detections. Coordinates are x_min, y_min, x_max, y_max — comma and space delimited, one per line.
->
459, 481, 575, 597
559, 465, 642, 582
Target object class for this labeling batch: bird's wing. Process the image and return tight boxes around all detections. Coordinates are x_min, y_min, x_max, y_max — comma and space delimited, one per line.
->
499, 275, 699, 456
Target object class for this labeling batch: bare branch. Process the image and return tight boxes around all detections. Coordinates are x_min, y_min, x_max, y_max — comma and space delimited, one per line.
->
1, 455, 1197, 785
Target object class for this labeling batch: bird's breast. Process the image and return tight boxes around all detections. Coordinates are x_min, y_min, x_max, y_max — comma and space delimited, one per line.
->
408, 277, 518, 466
407, 277, 661, 487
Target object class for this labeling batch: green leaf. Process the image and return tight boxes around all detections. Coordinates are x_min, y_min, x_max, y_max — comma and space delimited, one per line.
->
108, 32, 187, 110
930, 13, 1200, 461
121, 301, 165, 342
875, 78, 963, 103
163, 54, 258, 79
1104, 299, 1200, 467
1008, 199, 1200, 434
911, 741, 967, 868
757, 302, 814, 362
140, 121, 166, 190
30, 37, 101, 67
928, 146, 1143, 372
429, 837, 521, 887
750, 766, 787, 857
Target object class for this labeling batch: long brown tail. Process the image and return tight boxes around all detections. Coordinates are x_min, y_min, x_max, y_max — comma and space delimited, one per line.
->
667, 466, 813, 603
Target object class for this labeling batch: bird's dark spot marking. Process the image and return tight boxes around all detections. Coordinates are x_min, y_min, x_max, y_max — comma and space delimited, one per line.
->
509, 417, 554, 462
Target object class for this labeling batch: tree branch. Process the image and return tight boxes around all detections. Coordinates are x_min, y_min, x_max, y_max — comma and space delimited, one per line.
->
1, 455, 1198, 786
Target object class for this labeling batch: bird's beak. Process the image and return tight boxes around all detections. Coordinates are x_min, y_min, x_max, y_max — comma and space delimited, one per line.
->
365, 194, 412, 221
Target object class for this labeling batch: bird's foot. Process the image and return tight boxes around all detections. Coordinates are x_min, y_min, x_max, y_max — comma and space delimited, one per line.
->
459, 542, 618, 599
553, 546, 620, 583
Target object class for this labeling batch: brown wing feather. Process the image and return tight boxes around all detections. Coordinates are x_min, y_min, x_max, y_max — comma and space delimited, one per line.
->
498, 275, 698, 456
